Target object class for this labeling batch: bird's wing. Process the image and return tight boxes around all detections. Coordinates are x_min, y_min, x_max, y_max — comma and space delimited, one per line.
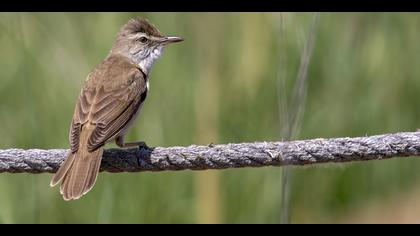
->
69, 63, 147, 153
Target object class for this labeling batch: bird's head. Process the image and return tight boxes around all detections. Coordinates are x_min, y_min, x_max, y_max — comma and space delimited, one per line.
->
112, 17, 183, 74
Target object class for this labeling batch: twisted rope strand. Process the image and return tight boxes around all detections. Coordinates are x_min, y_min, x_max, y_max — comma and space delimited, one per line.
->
1, 131, 419, 173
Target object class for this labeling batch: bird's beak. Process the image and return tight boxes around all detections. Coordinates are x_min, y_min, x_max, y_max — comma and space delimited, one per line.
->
159, 36, 184, 45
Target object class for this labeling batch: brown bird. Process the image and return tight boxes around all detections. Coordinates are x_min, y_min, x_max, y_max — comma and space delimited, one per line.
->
50, 17, 183, 200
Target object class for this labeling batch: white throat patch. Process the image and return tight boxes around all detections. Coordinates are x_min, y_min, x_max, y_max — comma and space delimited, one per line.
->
138, 46, 163, 75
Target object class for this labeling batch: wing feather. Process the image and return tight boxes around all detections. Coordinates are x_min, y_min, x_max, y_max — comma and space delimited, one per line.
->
68, 56, 147, 153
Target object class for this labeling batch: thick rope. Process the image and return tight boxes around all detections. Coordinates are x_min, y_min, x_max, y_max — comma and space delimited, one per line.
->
0, 131, 419, 173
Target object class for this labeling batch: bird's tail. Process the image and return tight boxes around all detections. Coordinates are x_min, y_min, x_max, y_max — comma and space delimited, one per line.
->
50, 145, 103, 201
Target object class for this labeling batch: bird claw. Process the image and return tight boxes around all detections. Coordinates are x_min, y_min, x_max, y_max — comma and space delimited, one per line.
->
138, 141, 149, 150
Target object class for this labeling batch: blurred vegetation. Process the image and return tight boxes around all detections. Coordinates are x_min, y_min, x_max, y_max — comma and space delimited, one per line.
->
1, 12, 420, 223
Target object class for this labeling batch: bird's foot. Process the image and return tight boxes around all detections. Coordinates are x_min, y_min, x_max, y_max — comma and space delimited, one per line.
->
138, 141, 150, 150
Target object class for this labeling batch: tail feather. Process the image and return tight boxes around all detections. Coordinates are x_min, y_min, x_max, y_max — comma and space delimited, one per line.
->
85, 151, 103, 192
51, 122, 104, 200
51, 147, 103, 201
50, 152, 76, 187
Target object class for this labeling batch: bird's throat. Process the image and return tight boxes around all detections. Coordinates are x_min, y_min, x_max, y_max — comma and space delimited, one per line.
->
137, 46, 163, 75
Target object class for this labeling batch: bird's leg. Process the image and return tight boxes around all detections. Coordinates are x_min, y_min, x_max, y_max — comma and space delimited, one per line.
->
115, 136, 149, 150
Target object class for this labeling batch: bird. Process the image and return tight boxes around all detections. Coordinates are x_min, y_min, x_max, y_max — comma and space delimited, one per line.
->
50, 17, 184, 200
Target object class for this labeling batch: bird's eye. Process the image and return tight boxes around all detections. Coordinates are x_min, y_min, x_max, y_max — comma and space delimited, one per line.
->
139, 37, 148, 43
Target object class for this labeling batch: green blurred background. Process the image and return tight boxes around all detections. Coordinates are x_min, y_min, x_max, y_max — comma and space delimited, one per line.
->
1, 12, 420, 223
